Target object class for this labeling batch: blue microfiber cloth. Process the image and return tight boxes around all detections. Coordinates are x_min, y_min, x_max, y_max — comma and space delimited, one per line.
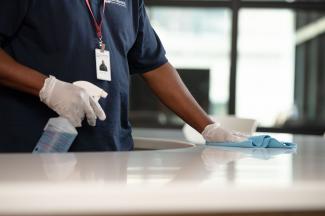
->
206, 135, 297, 149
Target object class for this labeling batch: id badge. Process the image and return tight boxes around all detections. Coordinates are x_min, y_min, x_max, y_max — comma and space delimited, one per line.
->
95, 49, 111, 81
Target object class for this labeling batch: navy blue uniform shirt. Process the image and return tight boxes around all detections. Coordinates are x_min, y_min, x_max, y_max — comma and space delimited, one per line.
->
0, 0, 167, 152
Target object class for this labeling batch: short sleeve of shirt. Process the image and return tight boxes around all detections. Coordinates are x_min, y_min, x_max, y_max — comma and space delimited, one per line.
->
127, 1, 168, 75
0, 0, 30, 48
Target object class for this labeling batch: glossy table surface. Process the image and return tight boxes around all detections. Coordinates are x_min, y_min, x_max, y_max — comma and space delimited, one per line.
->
0, 133, 325, 215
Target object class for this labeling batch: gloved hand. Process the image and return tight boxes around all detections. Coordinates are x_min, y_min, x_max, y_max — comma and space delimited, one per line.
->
201, 123, 248, 143
39, 76, 106, 127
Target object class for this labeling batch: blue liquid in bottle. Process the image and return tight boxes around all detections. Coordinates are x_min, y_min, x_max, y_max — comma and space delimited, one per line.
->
33, 117, 78, 153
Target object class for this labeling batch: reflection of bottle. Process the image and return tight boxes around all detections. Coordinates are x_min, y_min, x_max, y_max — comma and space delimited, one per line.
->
99, 60, 108, 72
41, 153, 77, 181
33, 81, 108, 153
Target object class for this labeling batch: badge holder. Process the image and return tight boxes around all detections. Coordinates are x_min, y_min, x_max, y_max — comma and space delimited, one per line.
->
95, 39, 111, 81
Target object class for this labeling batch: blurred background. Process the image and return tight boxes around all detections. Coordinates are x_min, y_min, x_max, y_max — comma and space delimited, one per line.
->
129, 0, 325, 135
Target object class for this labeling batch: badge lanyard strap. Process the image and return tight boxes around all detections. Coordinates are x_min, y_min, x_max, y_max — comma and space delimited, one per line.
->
85, 0, 107, 51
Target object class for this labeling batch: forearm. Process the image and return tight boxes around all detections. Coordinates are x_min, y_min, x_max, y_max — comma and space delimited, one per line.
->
142, 62, 214, 133
0, 49, 46, 96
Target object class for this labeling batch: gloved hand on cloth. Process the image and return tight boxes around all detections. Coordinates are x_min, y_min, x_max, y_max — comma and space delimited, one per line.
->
202, 122, 296, 149
201, 122, 248, 143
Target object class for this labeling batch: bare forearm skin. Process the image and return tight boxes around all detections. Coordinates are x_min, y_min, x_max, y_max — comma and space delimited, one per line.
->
142, 62, 214, 133
0, 49, 46, 96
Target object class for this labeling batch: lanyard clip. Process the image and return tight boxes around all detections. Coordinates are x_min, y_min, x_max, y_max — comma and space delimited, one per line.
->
99, 38, 106, 52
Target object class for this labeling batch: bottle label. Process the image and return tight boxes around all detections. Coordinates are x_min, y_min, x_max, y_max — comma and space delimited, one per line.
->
33, 124, 77, 153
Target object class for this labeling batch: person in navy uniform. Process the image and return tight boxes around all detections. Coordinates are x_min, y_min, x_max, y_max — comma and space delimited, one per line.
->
0, 0, 246, 152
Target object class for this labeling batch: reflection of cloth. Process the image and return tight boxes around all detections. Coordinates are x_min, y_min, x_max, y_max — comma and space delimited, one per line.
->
207, 146, 297, 160
99, 61, 108, 71
206, 135, 297, 149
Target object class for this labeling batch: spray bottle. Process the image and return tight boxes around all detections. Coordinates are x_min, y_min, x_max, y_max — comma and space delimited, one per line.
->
33, 81, 108, 153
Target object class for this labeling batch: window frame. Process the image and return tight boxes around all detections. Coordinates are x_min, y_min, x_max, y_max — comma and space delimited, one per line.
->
144, 0, 325, 134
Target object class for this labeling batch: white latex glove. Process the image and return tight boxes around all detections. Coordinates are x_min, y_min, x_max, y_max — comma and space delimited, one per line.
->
39, 76, 106, 127
201, 123, 248, 143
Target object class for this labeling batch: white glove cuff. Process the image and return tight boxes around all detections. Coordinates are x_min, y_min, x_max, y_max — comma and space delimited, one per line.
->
39, 75, 57, 104
201, 122, 221, 141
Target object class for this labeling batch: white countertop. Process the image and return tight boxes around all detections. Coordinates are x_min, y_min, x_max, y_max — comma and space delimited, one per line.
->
0, 133, 325, 215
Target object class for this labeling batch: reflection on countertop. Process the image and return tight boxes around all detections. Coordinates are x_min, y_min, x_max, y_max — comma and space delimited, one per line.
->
0, 134, 324, 186
0, 133, 325, 216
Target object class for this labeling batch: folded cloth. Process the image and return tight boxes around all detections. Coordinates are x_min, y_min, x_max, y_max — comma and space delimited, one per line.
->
206, 135, 297, 149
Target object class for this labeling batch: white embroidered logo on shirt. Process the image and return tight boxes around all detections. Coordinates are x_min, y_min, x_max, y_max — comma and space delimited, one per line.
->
105, 0, 127, 8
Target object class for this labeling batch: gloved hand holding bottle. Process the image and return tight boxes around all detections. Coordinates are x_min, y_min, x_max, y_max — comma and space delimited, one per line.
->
34, 76, 108, 153
201, 122, 248, 143
39, 76, 107, 127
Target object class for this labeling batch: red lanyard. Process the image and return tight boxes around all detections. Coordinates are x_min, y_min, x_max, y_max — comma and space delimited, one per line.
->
85, 0, 106, 49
